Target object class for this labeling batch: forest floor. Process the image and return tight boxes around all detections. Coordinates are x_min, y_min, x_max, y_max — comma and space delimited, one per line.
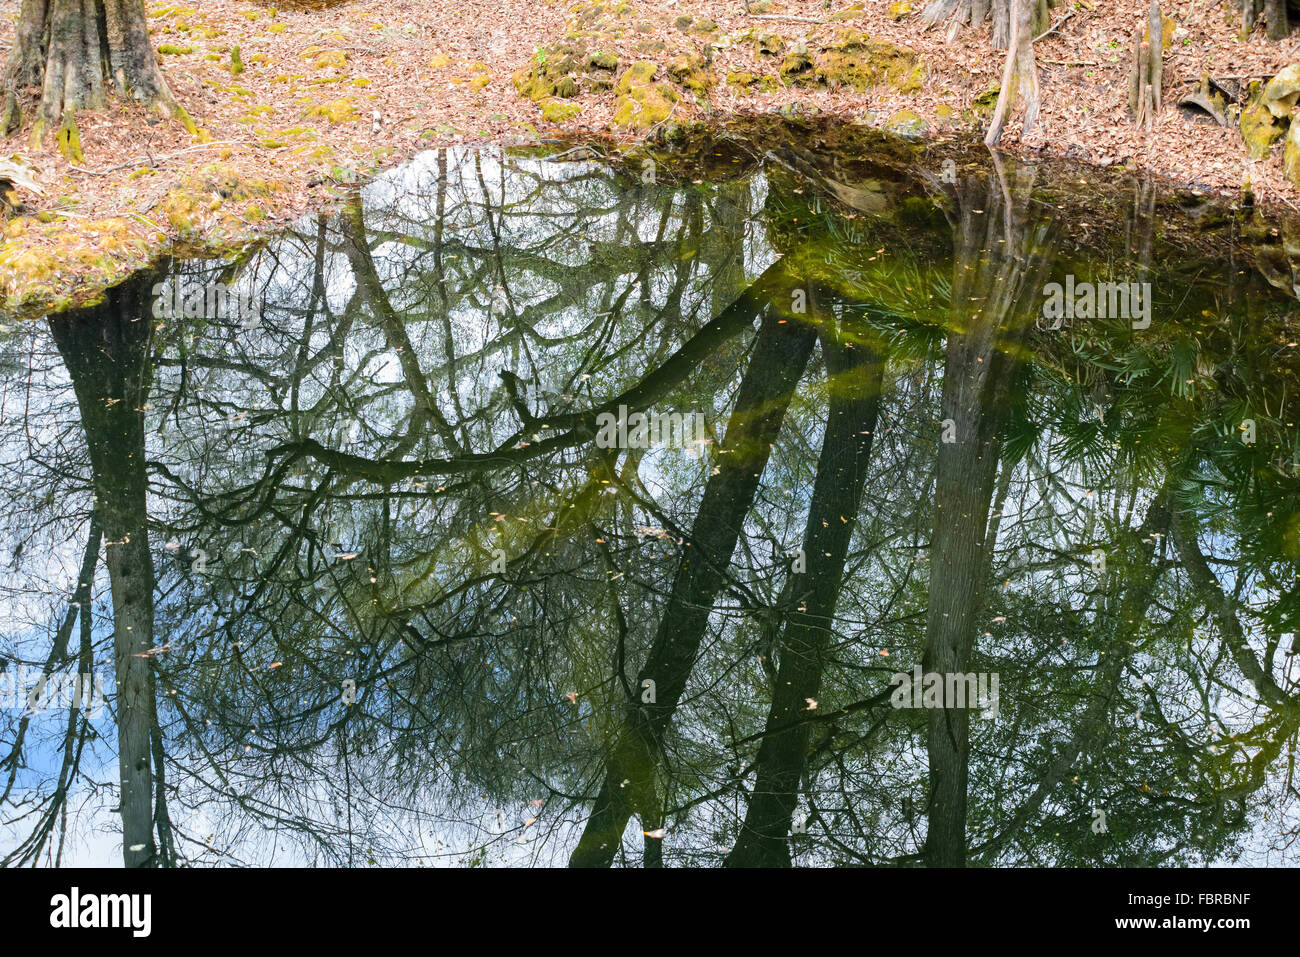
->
2, 0, 1300, 316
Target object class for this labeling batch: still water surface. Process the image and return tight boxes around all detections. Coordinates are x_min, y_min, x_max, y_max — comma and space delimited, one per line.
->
2, 121, 1299, 867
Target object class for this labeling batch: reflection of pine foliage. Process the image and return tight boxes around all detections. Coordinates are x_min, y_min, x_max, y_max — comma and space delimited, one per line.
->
814, 210, 952, 359
856, 263, 950, 342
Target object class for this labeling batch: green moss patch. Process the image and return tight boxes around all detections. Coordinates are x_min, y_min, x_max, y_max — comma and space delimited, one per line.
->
614, 61, 679, 132
815, 31, 922, 93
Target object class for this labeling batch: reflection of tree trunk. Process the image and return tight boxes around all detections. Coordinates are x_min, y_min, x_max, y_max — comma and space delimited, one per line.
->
281, 261, 799, 484
725, 311, 885, 867
0, 512, 101, 865
924, 158, 1052, 867
569, 289, 817, 867
49, 273, 162, 868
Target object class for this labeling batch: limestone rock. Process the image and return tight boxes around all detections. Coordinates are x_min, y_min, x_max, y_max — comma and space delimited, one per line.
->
1262, 64, 1300, 119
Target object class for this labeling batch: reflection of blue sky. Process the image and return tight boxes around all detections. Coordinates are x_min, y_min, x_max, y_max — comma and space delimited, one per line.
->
2, 144, 1297, 866
4, 144, 785, 866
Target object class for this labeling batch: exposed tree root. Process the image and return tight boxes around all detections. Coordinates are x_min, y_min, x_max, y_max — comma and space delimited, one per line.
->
921, 0, 1053, 51
1129, 2, 1165, 131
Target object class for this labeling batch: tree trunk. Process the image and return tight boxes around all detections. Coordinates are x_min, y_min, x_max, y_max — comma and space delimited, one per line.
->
1241, 0, 1262, 38
568, 271, 817, 867
49, 271, 164, 867
724, 312, 885, 867
1129, 3, 1164, 129
984, 0, 1040, 146
922, 0, 1051, 50
1266, 0, 1289, 39
1, 0, 192, 159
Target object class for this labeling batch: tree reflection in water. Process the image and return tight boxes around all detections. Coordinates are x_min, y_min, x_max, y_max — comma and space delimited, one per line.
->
2, 122, 1299, 868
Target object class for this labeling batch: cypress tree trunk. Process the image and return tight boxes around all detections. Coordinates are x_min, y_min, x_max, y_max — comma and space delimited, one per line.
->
1265, 0, 1289, 39
0, 0, 192, 159
1128, 3, 1164, 130
984, 0, 1040, 146
921, 0, 1052, 50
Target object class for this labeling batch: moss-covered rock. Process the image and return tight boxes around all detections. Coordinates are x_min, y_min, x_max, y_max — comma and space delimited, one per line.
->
618, 61, 658, 91
885, 109, 928, 140
673, 14, 693, 30
541, 98, 582, 122
668, 53, 712, 94
1241, 87, 1285, 160
614, 61, 679, 132
514, 70, 556, 101
888, 1, 912, 20
816, 31, 922, 93
589, 51, 619, 71
301, 46, 347, 71
1284, 120, 1300, 189
1262, 63, 1300, 119
933, 103, 961, 129
691, 18, 717, 34
613, 86, 678, 130
970, 86, 1000, 113
514, 45, 585, 101
754, 32, 785, 56
304, 97, 360, 123
831, 1, 867, 20
779, 46, 816, 86
569, 0, 634, 32
726, 72, 777, 94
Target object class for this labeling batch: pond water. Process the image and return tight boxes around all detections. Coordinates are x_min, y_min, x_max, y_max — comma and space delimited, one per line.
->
2, 120, 1300, 867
